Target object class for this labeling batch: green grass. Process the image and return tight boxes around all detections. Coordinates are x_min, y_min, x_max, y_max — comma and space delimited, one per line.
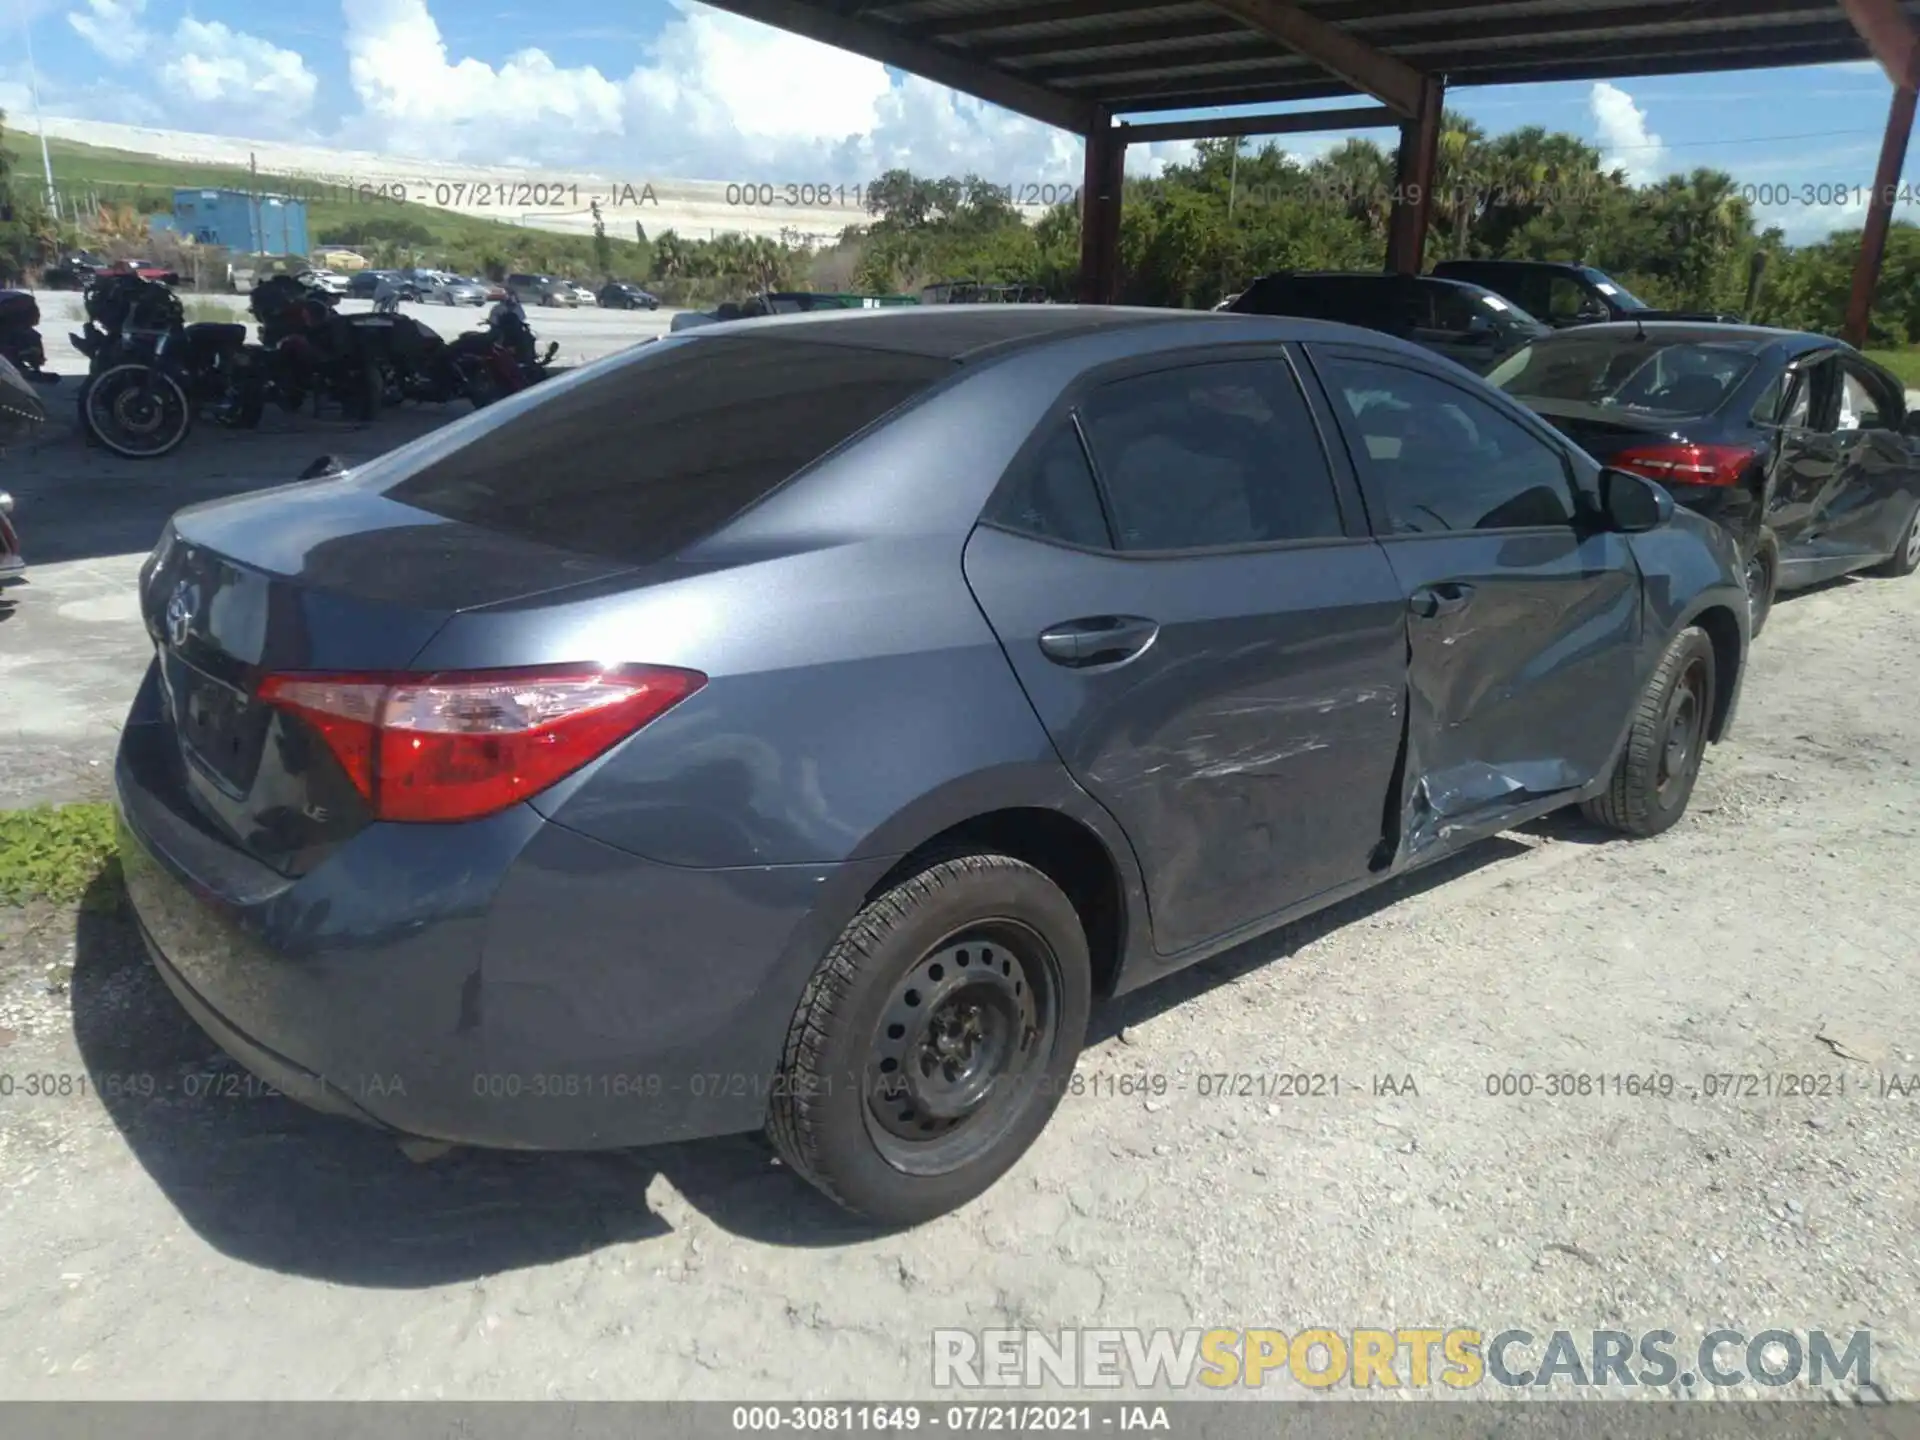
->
1864, 349, 1920, 388
0, 803, 122, 907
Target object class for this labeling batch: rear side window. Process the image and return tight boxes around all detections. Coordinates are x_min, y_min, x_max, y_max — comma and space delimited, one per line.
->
1078, 359, 1345, 551
986, 423, 1112, 548
383, 337, 956, 563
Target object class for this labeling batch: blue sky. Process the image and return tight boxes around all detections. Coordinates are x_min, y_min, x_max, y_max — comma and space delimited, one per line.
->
0, 0, 1903, 243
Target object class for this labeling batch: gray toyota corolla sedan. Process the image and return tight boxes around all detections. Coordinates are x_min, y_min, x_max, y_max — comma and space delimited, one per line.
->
116, 306, 1749, 1224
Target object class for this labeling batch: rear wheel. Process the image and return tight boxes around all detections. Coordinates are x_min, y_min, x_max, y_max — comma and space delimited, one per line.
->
1870, 504, 1920, 578
82, 363, 193, 459
1582, 625, 1716, 838
1744, 530, 1778, 637
768, 852, 1091, 1226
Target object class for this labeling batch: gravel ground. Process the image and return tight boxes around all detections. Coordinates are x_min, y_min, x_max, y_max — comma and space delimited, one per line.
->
0, 330, 1915, 1402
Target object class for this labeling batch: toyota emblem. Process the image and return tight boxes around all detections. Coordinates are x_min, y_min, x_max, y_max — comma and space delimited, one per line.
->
164, 581, 197, 648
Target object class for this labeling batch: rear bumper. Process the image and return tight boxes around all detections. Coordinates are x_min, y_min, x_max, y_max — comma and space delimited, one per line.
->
114, 716, 891, 1151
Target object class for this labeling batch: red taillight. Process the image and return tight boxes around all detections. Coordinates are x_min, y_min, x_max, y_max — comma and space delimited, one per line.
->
1611, 442, 1758, 488
257, 664, 706, 823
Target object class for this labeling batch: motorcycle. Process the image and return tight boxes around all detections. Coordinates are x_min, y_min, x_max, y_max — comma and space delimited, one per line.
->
248, 274, 385, 423
452, 292, 560, 407
0, 353, 44, 583
0, 289, 58, 383
72, 274, 264, 458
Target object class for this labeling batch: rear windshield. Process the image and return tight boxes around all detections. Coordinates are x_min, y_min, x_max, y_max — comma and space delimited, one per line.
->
1487, 336, 1759, 419
380, 335, 957, 563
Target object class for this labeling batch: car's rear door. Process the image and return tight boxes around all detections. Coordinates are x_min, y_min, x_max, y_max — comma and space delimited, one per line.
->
963, 350, 1407, 957
1299, 341, 1640, 854
1766, 351, 1847, 564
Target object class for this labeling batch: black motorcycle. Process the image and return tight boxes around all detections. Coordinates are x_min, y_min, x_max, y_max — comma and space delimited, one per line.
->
72, 274, 263, 459
0, 289, 57, 383
247, 274, 385, 423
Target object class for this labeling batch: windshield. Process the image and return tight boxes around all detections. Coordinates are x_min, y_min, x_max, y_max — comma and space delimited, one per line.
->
1487, 337, 1759, 419
1581, 268, 1648, 310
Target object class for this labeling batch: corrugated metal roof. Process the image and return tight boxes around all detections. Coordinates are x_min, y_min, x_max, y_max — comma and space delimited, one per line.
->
696, 0, 1910, 130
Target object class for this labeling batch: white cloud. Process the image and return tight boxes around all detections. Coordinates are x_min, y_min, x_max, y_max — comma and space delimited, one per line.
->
1590, 81, 1664, 182
61, 0, 317, 132
164, 19, 318, 113
66, 0, 149, 62
332, 0, 1088, 185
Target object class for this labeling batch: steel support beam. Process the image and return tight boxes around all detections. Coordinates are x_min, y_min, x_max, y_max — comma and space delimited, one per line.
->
1840, 0, 1920, 88
1117, 103, 1396, 145
1844, 80, 1918, 348
1204, 0, 1429, 115
1384, 74, 1444, 273
1079, 113, 1126, 304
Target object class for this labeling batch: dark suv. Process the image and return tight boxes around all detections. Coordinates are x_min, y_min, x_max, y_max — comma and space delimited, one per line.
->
1226, 271, 1549, 373
1433, 260, 1742, 328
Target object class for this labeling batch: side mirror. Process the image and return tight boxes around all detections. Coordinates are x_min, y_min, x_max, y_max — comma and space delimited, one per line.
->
297, 454, 346, 480
1598, 467, 1673, 533
1902, 412, 1920, 439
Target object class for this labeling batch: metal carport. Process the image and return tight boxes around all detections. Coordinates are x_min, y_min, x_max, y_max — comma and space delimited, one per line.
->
699, 0, 1920, 341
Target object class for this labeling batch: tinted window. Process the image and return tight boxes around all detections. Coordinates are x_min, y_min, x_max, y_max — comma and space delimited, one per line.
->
1487, 336, 1759, 419
987, 423, 1111, 548
1424, 283, 1478, 333
1079, 360, 1344, 551
1546, 275, 1604, 323
1319, 355, 1576, 534
382, 337, 956, 564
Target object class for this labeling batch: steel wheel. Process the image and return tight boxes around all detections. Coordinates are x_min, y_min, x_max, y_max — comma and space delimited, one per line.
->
863, 920, 1061, 1176
1654, 653, 1709, 807
1907, 513, 1920, 569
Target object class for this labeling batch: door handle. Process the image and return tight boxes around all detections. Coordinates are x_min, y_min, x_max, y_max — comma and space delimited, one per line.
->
1409, 582, 1474, 619
1038, 615, 1160, 668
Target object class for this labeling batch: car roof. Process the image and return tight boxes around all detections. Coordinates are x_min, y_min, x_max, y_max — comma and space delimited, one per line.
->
1437, 258, 1588, 273
1531, 320, 1834, 352
672, 303, 1457, 366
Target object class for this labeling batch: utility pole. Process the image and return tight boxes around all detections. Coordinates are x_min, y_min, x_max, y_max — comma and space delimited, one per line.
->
21, 11, 58, 211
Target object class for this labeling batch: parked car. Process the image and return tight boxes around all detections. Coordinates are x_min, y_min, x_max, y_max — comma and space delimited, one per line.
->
478, 277, 508, 303
418, 273, 489, 306
506, 273, 578, 307
1489, 322, 1920, 635
103, 257, 182, 285
115, 307, 1748, 1225
347, 269, 404, 300
1228, 271, 1551, 374
598, 281, 659, 310
42, 250, 107, 290
1432, 260, 1743, 328
300, 268, 351, 296
564, 281, 597, 305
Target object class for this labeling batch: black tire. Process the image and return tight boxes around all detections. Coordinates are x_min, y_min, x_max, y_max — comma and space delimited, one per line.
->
1869, 504, 1920, 578
1744, 530, 1778, 637
768, 852, 1091, 1226
82, 363, 193, 459
1581, 625, 1716, 838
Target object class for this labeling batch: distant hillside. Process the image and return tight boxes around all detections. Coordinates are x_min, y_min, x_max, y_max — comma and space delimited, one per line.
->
10, 116, 927, 245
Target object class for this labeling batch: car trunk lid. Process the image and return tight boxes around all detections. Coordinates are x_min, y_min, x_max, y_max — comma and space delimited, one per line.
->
138, 477, 636, 874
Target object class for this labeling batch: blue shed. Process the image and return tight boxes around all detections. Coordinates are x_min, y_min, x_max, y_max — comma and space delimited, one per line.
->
170, 188, 310, 256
